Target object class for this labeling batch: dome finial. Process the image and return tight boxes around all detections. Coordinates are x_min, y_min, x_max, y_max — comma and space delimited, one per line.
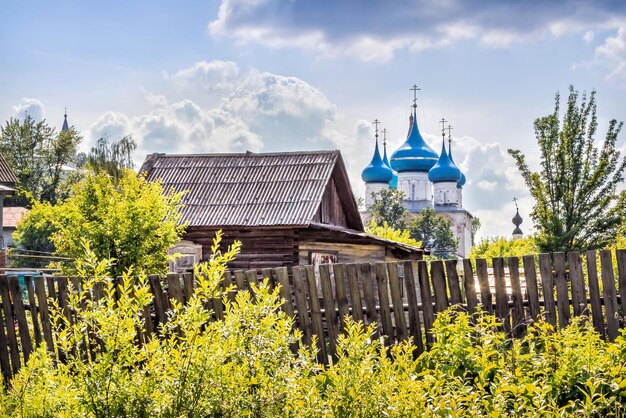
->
410, 84, 420, 113
439, 117, 447, 147
512, 197, 524, 238
62, 107, 69, 132
373, 118, 380, 143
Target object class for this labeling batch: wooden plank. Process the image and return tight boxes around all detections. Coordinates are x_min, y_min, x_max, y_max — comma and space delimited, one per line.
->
507, 257, 525, 338
292, 266, 312, 346
261, 268, 274, 288
599, 250, 620, 341
148, 275, 168, 328
46, 276, 57, 302
359, 263, 379, 336
430, 260, 448, 313
35, 277, 54, 351
167, 273, 185, 306
387, 262, 407, 342
0, 276, 20, 373
492, 258, 510, 334
616, 249, 626, 319
475, 259, 492, 313
93, 281, 104, 302
24, 275, 42, 346
538, 253, 557, 327
462, 259, 478, 315
403, 261, 424, 355
522, 256, 540, 321
182, 273, 194, 303
417, 261, 435, 347
345, 263, 364, 324
305, 265, 328, 364
586, 251, 605, 337
319, 264, 338, 358
57, 277, 71, 324
245, 269, 259, 295
567, 251, 587, 318
332, 263, 350, 331
552, 252, 570, 329
275, 267, 295, 318
445, 260, 463, 305
375, 262, 394, 343
234, 271, 246, 293
0, 297, 10, 385
8, 276, 33, 363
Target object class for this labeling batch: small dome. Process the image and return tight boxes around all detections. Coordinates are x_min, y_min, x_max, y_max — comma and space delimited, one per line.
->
457, 172, 466, 188
512, 210, 523, 227
448, 142, 466, 188
61, 111, 69, 132
382, 144, 398, 189
362, 139, 393, 184
428, 140, 461, 183
390, 110, 439, 173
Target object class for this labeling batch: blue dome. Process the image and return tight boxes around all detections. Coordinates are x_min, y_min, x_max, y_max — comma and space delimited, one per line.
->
390, 111, 439, 172
382, 144, 398, 189
362, 140, 393, 183
448, 141, 466, 188
428, 140, 461, 183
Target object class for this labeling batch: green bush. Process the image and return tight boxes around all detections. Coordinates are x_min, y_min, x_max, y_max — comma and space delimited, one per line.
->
2, 234, 626, 417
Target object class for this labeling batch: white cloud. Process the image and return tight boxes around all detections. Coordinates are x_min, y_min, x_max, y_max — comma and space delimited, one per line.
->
168, 60, 242, 94
595, 26, 626, 82
584, 30, 595, 44
208, 0, 626, 61
13, 98, 45, 121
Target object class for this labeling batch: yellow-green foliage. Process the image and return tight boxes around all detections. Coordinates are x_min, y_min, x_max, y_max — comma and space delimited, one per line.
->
2, 233, 626, 417
365, 220, 422, 247
470, 235, 539, 263
14, 169, 186, 276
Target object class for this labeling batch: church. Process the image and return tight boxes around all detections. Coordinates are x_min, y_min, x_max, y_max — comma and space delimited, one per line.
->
360, 88, 474, 258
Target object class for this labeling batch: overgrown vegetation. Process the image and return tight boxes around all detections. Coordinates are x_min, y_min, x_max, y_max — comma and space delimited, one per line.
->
365, 220, 422, 247
13, 169, 186, 276
2, 234, 625, 417
470, 235, 539, 262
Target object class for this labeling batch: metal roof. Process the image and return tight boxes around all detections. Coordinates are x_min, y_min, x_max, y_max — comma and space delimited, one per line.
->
141, 150, 346, 227
0, 153, 17, 187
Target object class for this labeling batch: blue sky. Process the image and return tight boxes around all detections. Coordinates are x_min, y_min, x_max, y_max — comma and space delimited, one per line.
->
2, 0, 626, 239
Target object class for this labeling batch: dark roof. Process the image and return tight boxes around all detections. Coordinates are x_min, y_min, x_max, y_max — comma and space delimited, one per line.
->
0, 153, 17, 187
140, 150, 363, 229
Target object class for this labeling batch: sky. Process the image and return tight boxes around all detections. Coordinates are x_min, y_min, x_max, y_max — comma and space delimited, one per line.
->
2, 0, 626, 240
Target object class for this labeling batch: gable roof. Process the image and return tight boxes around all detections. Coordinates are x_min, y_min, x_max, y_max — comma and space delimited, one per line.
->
140, 150, 363, 230
0, 153, 17, 187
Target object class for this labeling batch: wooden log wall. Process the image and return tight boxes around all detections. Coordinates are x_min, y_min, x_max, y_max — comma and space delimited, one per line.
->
1, 250, 626, 384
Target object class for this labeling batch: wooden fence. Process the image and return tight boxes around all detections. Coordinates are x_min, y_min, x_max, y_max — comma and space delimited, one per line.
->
1, 249, 626, 384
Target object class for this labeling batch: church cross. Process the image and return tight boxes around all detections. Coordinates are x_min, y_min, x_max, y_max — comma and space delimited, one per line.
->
382, 128, 388, 146
410, 84, 420, 108
447, 125, 453, 147
372, 119, 380, 139
513, 197, 519, 211
439, 118, 447, 139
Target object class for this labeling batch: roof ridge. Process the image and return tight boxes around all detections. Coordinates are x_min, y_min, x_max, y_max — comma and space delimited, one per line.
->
149, 150, 339, 158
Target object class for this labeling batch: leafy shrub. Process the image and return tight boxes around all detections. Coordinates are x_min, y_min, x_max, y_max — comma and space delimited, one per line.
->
2, 235, 626, 417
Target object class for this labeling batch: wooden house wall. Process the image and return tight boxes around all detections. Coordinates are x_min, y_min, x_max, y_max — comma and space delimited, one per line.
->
184, 227, 299, 270
312, 177, 348, 228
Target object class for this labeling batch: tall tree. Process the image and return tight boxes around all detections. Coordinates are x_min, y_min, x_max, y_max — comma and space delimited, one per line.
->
509, 86, 626, 252
407, 208, 457, 258
0, 115, 82, 206
86, 136, 136, 180
367, 189, 407, 230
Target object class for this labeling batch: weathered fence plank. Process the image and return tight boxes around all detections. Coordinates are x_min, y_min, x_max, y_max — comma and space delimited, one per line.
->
291, 266, 311, 346
275, 267, 294, 318
462, 259, 478, 315
538, 253, 557, 327
8, 276, 33, 363
359, 263, 379, 335
375, 262, 394, 343
387, 262, 407, 341
24, 276, 42, 346
567, 252, 587, 318
319, 264, 338, 358
616, 249, 626, 319
445, 260, 463, 305
332, 263, 350, 331
305, 265, 327, 364
35, 277, 54, 351
507, 257, 525, 337
599, 250, 620, 341
417, 261, 435, 347
167, 273, 185, 306
522, 256, 540, 321
430, 260, 448, 313
475, 259, 492, 313
552, 252, 570, 329
492, 258, 510, 334
0, 303, 10, 384
0, 277, 20, 373
403, 260, 424, 355
346, 263, 364, 324
586, 250, 605, 337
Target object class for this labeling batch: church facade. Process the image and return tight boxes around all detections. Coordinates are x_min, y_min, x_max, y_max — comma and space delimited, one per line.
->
361, 97, 474, 258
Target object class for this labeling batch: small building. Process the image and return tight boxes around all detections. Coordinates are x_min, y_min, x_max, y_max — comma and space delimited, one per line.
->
2, 207, 28, 247
0, 152, 17, 251
140, 150, 423, 270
